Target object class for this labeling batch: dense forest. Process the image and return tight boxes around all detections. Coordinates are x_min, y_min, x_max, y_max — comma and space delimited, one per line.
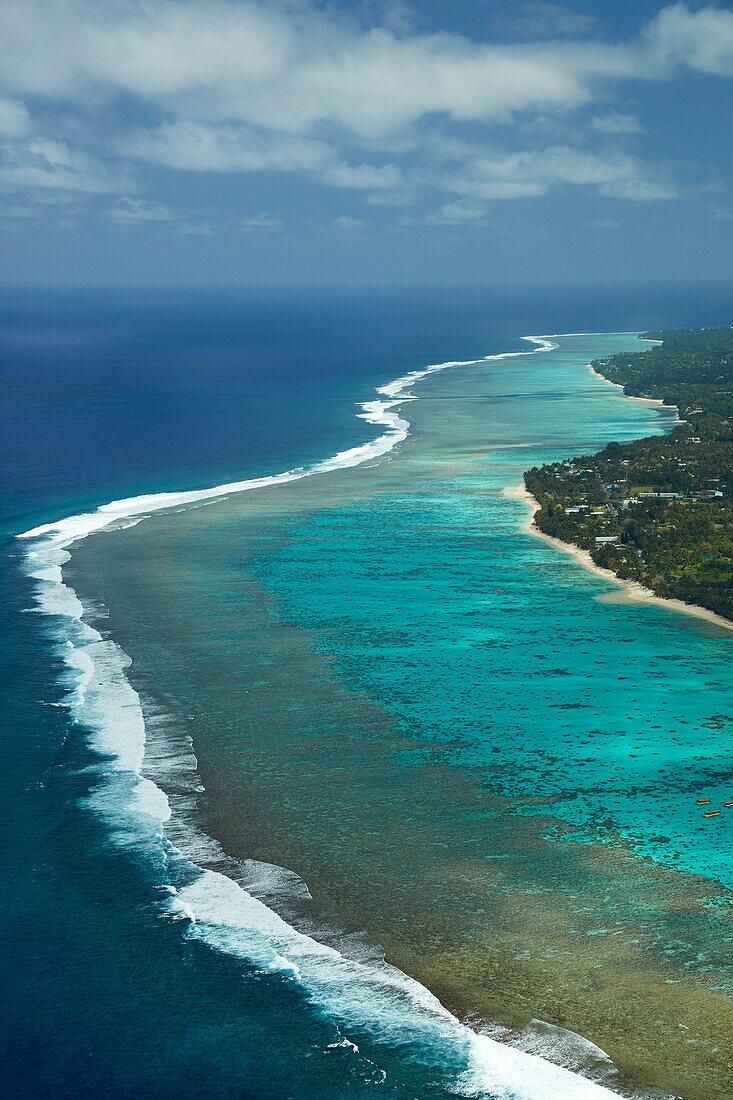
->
524, 327, 733, 621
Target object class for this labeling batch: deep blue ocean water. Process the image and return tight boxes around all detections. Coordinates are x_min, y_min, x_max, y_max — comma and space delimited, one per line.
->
2, 282, 733, 1100
6, 281, 733, 535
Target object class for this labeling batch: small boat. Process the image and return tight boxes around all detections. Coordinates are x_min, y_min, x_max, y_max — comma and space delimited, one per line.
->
703, 811, 720, 818
725, 801, 733, 808
697, 799, 710, 805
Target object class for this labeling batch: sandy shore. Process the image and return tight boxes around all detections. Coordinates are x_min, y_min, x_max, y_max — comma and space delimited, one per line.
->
506, 481, 733, 633
587, 362, 684, 421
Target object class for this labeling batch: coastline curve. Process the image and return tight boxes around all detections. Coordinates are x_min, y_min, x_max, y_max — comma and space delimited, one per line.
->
15, 333, 649, 1100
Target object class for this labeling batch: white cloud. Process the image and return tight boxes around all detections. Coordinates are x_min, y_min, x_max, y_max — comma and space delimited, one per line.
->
332, 215, 366, 230
0, 137, 127, 192
598, 178, 679, 201
0, 0, 295, 99
0, 98, 31, 138
0, 0, 639, 141
0, 4, 728, 144
645, 4, 733, 76
108, 196, 217, 236
0, 1, 727, 211
109, 197, 174, 223
445, 145, 678, 202
123, 122, 332, 173
591, 112, 643, 135
322, 162, 402, 190
426, 200, 488, 225
271, 37, 605, 139
123, 121, 409, 202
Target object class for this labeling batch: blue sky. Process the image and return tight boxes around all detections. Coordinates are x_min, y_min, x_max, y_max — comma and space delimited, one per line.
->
1, 0, 733, 284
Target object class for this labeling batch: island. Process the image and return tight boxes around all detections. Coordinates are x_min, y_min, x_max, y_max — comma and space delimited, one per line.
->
524, 327, 733, 622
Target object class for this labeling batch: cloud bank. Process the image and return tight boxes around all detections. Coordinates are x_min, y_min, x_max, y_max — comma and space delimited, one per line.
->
0, 1, 731, 220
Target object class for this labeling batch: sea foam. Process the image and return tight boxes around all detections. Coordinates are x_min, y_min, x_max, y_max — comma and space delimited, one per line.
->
17, 335, 638, 1098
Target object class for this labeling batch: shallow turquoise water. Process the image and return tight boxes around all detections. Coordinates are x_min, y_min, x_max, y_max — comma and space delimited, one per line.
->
64, 332, 733, 1097
248, 334, 732, 887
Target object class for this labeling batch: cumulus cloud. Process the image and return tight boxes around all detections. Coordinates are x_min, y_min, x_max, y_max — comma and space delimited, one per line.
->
108, 195, 218, 236
0, 98, 31, 138
0, 1, 728, 211
322, 162, 402, 190
598, 178, 679, 201
445, 146, 678, 202
426, 201, 488, 225
0, 0, 634, 137
122, 122, 333, 173
645, 3, 733, 76
0, 137, 127, 192
591, 112, 644, 135
109, 197, 174, 223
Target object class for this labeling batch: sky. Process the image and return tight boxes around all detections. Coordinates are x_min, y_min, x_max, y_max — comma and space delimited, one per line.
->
1, 0, 733, 285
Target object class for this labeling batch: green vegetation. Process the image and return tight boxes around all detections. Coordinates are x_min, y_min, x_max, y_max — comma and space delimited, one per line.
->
524, 327, 733, 621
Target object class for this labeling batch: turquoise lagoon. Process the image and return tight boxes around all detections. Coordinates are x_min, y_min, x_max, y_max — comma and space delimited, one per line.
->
50, 334, 733, 1098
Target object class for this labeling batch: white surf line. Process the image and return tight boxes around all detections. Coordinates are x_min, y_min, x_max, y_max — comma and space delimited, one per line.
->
532, 331, 652, 338
17, 333, 635, 1099
18, 336, 556, 548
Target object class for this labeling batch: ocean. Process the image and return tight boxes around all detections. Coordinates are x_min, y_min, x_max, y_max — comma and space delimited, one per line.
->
2, 283, 733, 1100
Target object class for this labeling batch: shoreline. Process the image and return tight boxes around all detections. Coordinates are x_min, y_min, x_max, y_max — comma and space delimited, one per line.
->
50, 328, 733, 1099
587, 361, 684, 421
508, 482, 733, 632
515, 348, 730, 632
18, 337, 557, 544
20, 330, 634, 1100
